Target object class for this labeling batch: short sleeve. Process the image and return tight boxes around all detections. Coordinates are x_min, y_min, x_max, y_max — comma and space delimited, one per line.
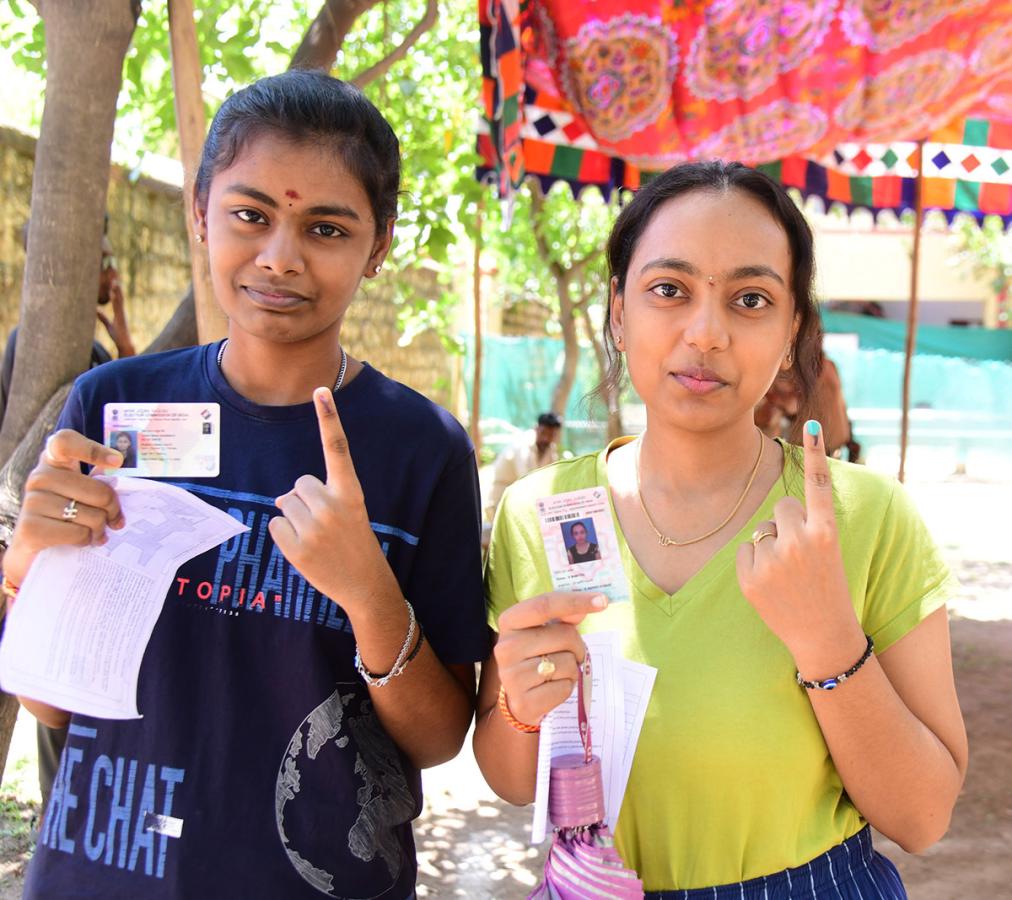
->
55, 382, 87, 434
862, 481, 957, 653
405, 450, 490, 665
483, 498, 519, 633
483, 482, 551, 632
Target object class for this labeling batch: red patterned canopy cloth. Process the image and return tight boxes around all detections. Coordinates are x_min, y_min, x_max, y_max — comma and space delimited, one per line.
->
478, 0, 1012, 224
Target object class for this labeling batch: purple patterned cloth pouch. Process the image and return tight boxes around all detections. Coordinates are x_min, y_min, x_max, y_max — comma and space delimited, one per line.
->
528, 653, 644, 900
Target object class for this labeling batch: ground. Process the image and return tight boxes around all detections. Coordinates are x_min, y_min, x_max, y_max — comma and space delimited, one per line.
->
1, 480, 1009, 898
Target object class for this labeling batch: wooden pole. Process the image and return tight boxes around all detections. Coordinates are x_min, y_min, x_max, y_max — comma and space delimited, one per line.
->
471, 192, 485, 456
898, 141, 925, 483
167, 0, 226, 343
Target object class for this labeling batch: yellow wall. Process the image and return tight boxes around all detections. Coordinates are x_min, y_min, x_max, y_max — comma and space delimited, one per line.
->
814, 223, 992, 305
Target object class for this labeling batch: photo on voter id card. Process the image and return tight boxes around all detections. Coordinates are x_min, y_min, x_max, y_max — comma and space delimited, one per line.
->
560, 517, 602, 566
103, 403, 221, 478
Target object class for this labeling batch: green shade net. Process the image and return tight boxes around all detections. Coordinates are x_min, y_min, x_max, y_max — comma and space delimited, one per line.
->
822, 311, 1012, 362
464, 326, 1012, 465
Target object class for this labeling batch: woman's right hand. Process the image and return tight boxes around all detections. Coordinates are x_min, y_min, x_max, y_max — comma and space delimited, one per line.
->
3, 430, 125, 587
494, 591, 608, 727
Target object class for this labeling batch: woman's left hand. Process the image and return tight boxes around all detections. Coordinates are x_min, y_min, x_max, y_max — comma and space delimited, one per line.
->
269, 388, 400, 611
735, 421, 864, 668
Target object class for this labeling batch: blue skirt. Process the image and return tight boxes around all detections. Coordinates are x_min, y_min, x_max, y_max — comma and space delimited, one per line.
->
645, 827, 906, 900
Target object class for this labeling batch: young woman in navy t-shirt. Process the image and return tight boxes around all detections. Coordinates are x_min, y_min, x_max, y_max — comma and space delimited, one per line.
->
3, 71, 487, 899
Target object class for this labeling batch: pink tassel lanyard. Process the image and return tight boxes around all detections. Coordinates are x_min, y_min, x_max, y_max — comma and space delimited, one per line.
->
530, 649, 644, 900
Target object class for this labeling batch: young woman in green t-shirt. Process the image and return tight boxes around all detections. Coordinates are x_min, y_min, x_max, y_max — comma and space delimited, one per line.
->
475, 161, 967, 898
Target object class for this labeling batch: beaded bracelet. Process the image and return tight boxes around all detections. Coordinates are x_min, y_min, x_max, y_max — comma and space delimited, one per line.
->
497, 685, 540, 734
354, 600, 418, 688
797, 635, 875, 690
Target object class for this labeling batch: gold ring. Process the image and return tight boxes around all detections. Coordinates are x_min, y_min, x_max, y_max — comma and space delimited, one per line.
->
62, 499, 79, 522
536, 655, 556, 679
751, 528, 776, 548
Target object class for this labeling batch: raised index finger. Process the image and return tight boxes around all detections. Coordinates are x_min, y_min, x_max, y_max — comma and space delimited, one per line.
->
802, 419, 835, 527
313, 388, 356, 487
499, 591, 608, 632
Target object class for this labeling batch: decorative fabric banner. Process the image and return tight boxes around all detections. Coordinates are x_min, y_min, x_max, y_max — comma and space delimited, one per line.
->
478, 0, 1012, 224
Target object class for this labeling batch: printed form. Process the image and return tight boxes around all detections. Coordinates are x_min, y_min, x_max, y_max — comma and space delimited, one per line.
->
0, 477, 247, 719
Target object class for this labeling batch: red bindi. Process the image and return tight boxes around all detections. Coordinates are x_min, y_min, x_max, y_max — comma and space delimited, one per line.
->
285, 190, 300, 200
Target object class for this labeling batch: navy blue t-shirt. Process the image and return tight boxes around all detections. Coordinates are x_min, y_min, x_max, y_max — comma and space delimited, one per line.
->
24, 342, 489, 899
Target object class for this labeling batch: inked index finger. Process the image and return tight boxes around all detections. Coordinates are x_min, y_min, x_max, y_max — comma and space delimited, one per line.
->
313, 388, 356, 487
802, 419, 835, 526
499, 591, 608, 632
43, 429, 122, 472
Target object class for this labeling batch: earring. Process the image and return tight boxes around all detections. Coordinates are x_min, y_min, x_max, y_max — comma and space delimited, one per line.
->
784, 349, 794, 367
614, 333, 624, 350
373, 265, 382, 274
194, 233, 204, 244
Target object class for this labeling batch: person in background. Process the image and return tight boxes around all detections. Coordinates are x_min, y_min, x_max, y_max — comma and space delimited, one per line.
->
0, 223, 137, 426
2, 71, 486, 898
755, 346, 858, 460
486, 411, 562, 521
0, 220, 137, 820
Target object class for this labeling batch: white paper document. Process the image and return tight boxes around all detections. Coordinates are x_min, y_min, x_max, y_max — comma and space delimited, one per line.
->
0, 477, 248, 719
531, 631, 657, 843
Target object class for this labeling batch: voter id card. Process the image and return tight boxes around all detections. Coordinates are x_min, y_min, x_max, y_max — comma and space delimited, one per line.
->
536, 487, 630, 604
102, 403, 220, 478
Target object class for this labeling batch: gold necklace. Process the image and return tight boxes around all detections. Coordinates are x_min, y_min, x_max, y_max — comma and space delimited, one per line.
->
636, 428, 764, 547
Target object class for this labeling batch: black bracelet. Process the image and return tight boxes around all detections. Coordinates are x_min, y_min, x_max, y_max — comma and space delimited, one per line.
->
796, 635, 874, 690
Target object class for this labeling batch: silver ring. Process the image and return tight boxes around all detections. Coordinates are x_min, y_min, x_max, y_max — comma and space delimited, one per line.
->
62, 499, 79, 521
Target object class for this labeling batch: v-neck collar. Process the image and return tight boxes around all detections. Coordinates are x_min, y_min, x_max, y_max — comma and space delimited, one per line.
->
595, 436, 792, 617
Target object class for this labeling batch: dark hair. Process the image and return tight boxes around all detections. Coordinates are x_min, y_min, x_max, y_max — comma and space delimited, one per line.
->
538, 412, 562, 428
194, 71, 400, 235
569, 521, 588, 538
601, 161, 822, 438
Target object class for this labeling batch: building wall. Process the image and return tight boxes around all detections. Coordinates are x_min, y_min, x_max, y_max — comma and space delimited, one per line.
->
814, 221, 995, 326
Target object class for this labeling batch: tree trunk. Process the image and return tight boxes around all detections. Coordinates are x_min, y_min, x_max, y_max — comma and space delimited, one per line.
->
576, 303, 624, 440
549, 269, 581, 418
471, 197, 484, 455
290, 0, 380, 71
0, 1, 137, 463
0, 0, 138, 780
143, 287, 198, 355
529, 183, 582, 418
351, 0, 438, 88
167, 0, 224, 343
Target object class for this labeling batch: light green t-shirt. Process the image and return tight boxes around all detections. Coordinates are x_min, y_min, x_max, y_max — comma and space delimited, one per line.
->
484, 441, 955, 891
